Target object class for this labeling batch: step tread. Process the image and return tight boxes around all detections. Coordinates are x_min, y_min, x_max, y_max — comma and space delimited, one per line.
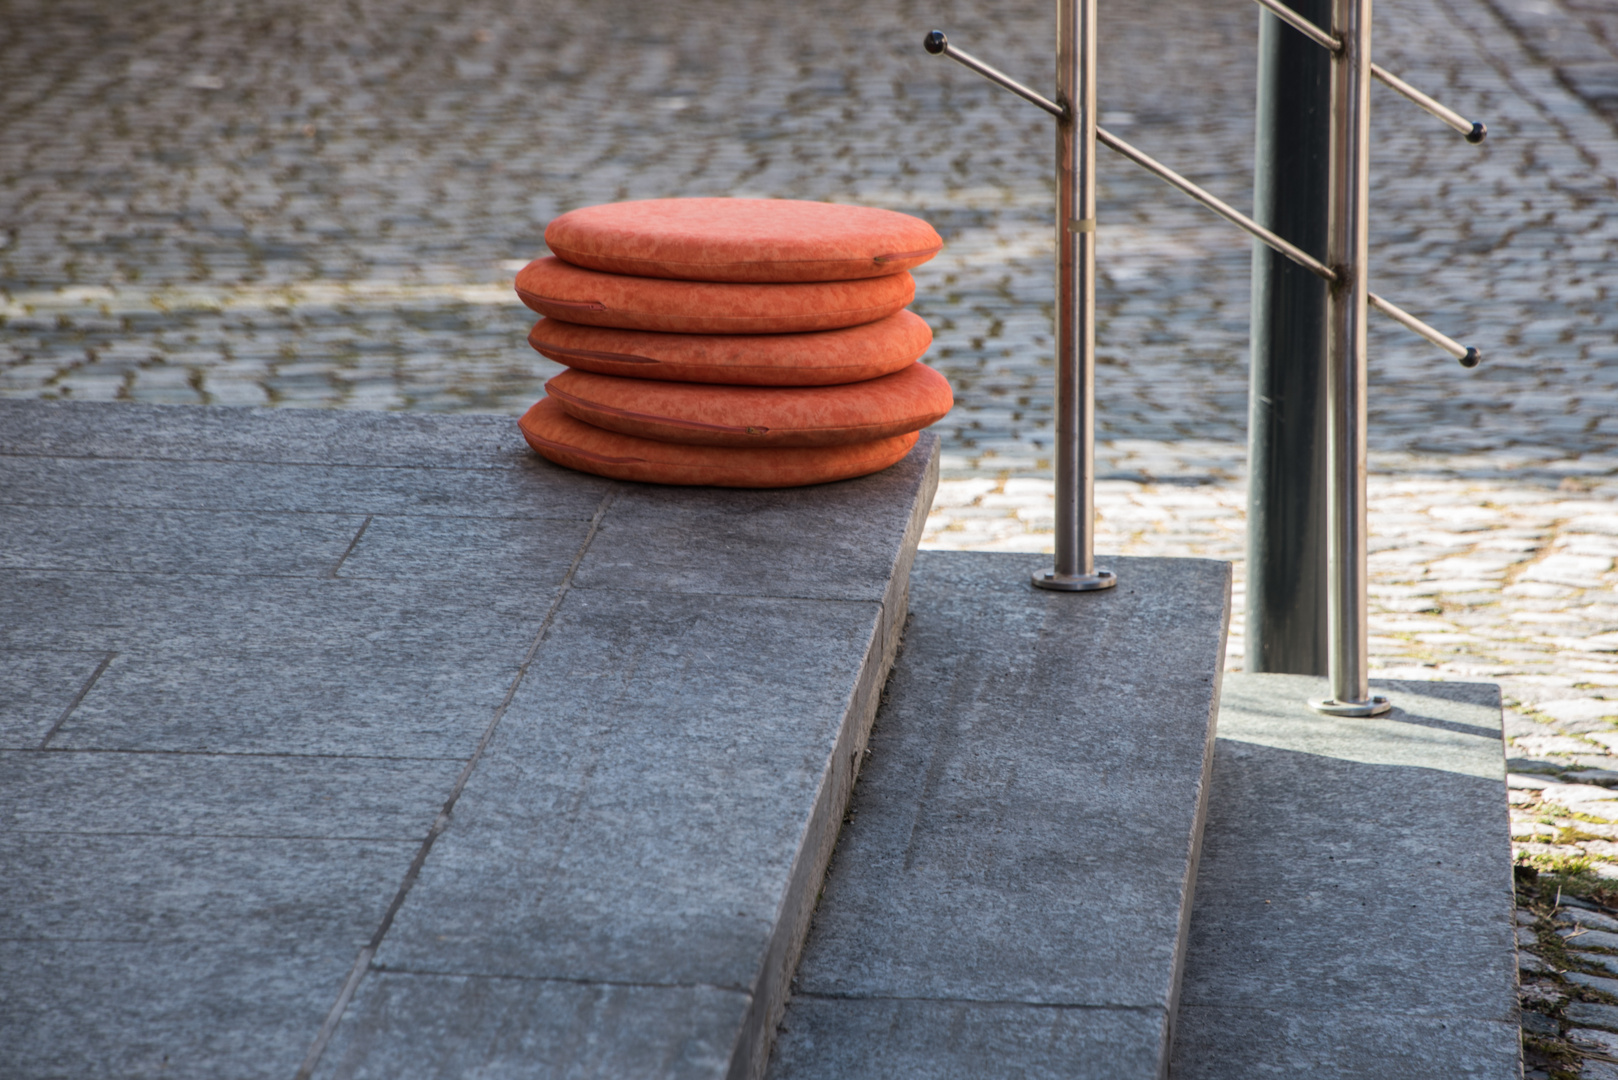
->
0, 401, 938, 1080
769, 551, 1232, 1080
1169, 673, 1520, 1079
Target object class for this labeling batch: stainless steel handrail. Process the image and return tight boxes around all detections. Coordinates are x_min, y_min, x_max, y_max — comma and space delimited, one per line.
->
926, 34, 1480, 367
1254, 0, 1342, 51
1247, 0, 1487, 140
1370, 62, 1487, 141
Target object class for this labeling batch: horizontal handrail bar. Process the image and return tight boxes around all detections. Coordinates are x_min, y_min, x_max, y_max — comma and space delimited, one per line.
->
1095, 126, 1337, 281
1252, 0, 1341, 51
1370, 62, 1486, 141
924, 33, 1331, 278
1368, 292, 1480, 365
925, 31, 1065, 119
923, 30, 1479, 366
1244, 2, 1485, 141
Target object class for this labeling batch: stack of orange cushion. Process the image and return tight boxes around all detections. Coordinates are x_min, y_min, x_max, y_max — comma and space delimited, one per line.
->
513, 198, 952, 488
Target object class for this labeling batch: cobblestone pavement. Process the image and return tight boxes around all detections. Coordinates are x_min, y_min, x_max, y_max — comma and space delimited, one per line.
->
2, 0, 1618, 1072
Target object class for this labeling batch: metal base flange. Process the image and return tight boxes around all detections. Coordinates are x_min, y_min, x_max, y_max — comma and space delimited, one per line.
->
1308, 694, 1393, 717
1031, 569, 1117, 592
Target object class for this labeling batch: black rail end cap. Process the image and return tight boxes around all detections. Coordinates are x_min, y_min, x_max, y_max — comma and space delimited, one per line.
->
924, 30, 948, 54
1466, 121, 1487, 144
1460, 347, 1481, 368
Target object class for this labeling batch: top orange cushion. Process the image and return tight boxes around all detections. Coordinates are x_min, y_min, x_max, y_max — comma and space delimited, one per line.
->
544, 198, 942, 282
515, 257, 914, 335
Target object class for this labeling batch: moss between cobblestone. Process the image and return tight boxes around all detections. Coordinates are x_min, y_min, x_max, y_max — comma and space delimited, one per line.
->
1517, 868, 1618, 1078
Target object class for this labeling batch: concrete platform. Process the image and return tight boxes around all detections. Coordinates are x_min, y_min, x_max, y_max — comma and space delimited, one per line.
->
767, 551, 1233, 1080
1169, 674, 1520, 1079
0, 400, 937, 1080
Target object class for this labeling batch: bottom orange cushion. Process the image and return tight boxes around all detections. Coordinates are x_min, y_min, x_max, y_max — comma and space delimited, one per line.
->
544, 363, 951, 447
519, 398, 917, 488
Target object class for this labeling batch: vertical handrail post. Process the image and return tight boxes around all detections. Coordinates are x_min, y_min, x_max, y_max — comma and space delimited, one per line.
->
1313, 0, 1389, 715
1034, 0, 1116, 593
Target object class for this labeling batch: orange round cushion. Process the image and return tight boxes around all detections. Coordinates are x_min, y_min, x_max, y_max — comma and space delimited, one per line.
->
527, 311, 932, 387
545, 364, 951, 448
514, 257, 913, 334
544, 198, 942, 282
519, 398, 917, 488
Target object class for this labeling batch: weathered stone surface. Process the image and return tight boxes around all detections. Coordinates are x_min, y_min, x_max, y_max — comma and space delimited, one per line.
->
0, 570, 554, 658
0, 453, 610, 519
1567, 1002, 1618, 1031
0, 503, 365, 576
770, 998, 1168, 1080
0, 401, 939, 1080
1566, 971, 1618, 996
573, 450, 935, 603
0, 750, 459, 837
367, 592, 888, 988
50, 650, 521, 758
1564, 929, 1618, 951
1170, 1009, 1520, 1080
0, 399, 531, 471
768, 551, 1232, 1079
1571, 952, 1618, 976
1560, 909, 1618, 932
1, 832, 411, 946
1573, 1028, 1618, 1056
0, 939, 354, 1080
1170, 675, 1519, 1079
318, 972, 750, 1080
0, 648, 107, 746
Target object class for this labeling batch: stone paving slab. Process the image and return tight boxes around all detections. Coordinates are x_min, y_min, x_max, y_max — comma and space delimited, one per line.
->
0, 454, 614, 519
768, 551, 1231, 1080
3, 832, 414, 947
0, 398, 542, 471
0, 400, 939, 1080
0, 647, 110, 744
41, 652, 520, 758
0, 750, 461, 837
315, 973, 749, 1079
3, 939, 368, 1080
1169, 674, 1519, 1079
0, 570, 553, 660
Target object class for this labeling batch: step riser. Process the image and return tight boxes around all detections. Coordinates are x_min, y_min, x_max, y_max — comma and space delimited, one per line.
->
729, 462, 933, 1080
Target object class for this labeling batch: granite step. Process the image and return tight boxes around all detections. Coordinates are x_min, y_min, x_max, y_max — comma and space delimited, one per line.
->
1169, 674, 1521, 1079
766, 551, 1233, 1080
0, 400, 938, 1080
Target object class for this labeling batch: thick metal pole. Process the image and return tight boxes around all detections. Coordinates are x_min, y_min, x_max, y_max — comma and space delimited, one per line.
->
1246, 0, 1331, 675
1034, 0, 1114, 592
1313, 0, 1389, 715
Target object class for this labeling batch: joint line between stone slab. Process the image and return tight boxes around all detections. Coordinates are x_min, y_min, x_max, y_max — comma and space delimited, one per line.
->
31, 746, 464, 763
366, 963, 752, 995
327, 515, 372, 578
791, 990, 1169, 1013
37, 650, 115, 749
292, 485, 619, 1080
572, 583, 884, 607
0, 450, 530, 473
